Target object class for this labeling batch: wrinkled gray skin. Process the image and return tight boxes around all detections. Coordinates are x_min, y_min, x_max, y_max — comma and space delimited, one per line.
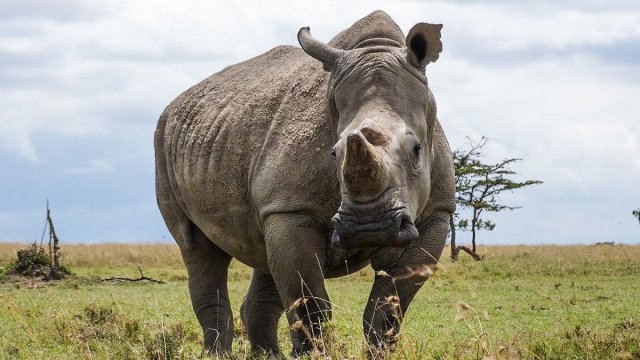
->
155, 10, 455, 357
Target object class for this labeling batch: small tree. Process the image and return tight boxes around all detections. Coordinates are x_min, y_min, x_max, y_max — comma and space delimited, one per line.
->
633, 208, 640, 225
450, 137, 542, 261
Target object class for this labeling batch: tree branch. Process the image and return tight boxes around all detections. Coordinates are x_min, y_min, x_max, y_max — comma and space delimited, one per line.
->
96, 266, 166, 284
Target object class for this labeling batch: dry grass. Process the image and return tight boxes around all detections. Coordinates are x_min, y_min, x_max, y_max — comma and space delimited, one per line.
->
0, 242, 183, 269
3, 242, 638, 269
473, 243, 640, 259
1, 242, 639, 359
444, 243, 640, 279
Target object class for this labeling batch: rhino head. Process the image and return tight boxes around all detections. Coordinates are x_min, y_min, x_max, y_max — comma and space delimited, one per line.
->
298, 21, 443, 250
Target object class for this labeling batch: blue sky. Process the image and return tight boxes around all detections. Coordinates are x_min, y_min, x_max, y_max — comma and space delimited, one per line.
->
1, 1, 639, 244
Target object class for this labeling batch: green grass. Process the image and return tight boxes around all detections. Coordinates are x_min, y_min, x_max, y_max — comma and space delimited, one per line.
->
1, 243, 639, 359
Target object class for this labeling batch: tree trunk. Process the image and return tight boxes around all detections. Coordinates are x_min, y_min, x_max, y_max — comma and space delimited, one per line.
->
471, 209, 477, 253
46, 204, 65, 279
450, 213, 458, 261
450, 212, 482, 262
452, 209, 481, 261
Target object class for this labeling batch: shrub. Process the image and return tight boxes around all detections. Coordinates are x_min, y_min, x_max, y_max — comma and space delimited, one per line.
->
11, 244, 51, 277
4, 244, 71, 279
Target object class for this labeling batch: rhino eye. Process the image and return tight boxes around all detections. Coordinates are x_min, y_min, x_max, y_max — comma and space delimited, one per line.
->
413, 143, 422, 157
331, 149, 336, 157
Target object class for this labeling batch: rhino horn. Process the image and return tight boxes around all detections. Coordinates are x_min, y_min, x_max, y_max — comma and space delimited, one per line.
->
342, 130, 388, 199
298, 27, 345, 71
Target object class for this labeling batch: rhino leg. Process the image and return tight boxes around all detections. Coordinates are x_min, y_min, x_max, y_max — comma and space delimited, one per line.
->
240, 269, 284, 355
263, 213, 332, 356
179, 224, 234, 355
364, 211, 449, 355
363, 273, 415, 356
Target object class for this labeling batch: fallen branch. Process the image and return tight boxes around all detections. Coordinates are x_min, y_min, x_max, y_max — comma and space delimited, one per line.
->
96, 266, 166, 284
453, 246, 482, 261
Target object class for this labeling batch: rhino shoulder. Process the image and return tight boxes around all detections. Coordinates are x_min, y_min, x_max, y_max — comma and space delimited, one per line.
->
422, 119, 456, 220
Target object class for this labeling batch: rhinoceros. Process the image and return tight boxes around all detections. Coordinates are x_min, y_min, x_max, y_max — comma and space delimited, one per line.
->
154, 10, 455, 357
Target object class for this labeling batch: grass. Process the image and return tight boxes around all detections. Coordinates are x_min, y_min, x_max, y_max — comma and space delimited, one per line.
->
0, 243, 639, 359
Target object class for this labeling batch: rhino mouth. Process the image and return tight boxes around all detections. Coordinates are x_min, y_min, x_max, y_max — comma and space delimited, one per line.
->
331, 207, 418, 249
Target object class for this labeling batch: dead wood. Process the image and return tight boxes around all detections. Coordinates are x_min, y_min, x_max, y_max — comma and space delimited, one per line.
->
452, 245, 482, 261
96, 266, 166, 284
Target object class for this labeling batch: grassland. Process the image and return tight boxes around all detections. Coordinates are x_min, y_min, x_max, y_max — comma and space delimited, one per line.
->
1, 242, 639, 359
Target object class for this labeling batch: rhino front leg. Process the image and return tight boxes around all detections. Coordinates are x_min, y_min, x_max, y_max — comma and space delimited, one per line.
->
263, 213, 332, 357
180, 224, 234, 355
365, 211, 449, 355
363, 272, 423, 355
240, 269, 285, 355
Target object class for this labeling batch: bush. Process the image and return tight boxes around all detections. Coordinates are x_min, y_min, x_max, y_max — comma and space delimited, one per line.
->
11, 244, 52, 277
4, 244, 72, 279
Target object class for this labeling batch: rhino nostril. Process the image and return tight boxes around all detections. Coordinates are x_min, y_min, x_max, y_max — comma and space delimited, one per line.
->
413, 143, 422, 157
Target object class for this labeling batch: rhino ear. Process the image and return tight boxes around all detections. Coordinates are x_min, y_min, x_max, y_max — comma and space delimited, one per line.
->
406, 23, 443, 69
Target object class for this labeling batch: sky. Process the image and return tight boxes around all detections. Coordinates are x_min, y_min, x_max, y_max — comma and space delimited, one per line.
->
1, 0, 639, 245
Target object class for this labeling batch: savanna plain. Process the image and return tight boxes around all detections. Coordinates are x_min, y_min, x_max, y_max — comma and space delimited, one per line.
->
1, 243, 639, 359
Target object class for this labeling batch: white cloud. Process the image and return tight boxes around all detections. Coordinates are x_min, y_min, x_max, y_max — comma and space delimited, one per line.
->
440, 6, 640, 50
0, 120, 39, 162
61, 159, 114, 175
0, 0, 639, 243
0, 89, 111, 161
432, 46, 640, 243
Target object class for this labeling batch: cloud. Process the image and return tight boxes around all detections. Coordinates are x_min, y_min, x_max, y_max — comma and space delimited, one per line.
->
0, 0, 639, 244
0, 1, 111, 22
432, 41, 640, 243
0, 124, 39, 162
0, 89, 112, 161
456, 8, 640, 51
61, 159, 114, 175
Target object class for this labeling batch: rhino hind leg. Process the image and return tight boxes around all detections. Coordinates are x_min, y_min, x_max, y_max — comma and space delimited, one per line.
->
240, 270, 285, 355
179, 223, 234, 355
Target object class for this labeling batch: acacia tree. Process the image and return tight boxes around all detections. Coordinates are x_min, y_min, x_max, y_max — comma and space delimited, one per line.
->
450, 137, 542, 261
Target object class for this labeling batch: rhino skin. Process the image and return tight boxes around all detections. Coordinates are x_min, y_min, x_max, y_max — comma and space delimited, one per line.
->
155, 10, 455, 357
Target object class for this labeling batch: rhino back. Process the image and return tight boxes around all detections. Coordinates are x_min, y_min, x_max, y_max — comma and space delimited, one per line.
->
157, 45, 339, 262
